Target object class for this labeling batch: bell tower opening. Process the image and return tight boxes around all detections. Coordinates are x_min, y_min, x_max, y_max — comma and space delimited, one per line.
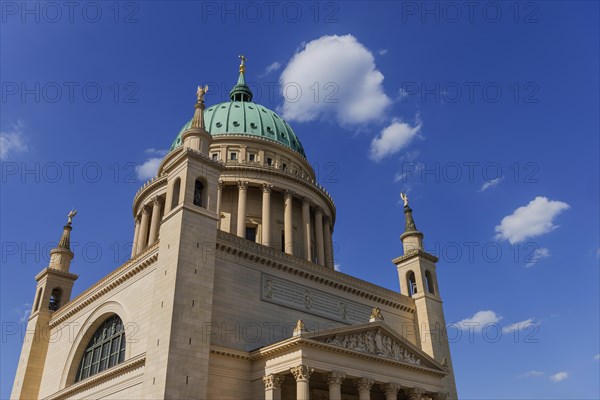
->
407, 271, 417, 296
48, 288, 62, 311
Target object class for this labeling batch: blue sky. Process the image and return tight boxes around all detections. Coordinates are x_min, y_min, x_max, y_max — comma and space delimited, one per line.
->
1, 1, 598, 398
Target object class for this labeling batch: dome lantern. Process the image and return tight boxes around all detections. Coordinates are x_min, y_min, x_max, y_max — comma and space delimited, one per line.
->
229, 55, 253, 102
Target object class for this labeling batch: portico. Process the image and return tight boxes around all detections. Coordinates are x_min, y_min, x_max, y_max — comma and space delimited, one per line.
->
250, 321, 449, 400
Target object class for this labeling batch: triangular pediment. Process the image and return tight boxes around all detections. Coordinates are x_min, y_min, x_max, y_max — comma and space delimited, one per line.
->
303, 321, 446, 372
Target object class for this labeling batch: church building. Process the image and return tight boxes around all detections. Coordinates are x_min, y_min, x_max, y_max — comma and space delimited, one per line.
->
11, 58, 458, 400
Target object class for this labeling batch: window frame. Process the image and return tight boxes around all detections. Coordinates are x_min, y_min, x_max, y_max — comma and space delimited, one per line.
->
75, 315, 126, 383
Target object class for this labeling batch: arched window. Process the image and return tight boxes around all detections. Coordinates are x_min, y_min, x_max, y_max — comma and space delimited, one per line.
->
75, 315, 126, 382
193, 179, 204, 207
171, 178, 181, 210
425, 270, 436, 294
407, 271, 417, 296
49, 288, 62, 311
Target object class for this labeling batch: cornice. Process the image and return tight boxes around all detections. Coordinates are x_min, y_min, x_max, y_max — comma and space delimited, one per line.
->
132, 175, 168, 217
43, 353, 146, 400
247, 336, 445, 377
49, 243, 159, 328
392, 249, 439, 265
35, 267, 79, 282
216, 231, 415, 313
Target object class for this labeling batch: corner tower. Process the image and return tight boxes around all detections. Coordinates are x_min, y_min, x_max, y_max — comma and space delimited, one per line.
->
11, 212, 79, 399
393, 194, 458, 398
140, 80, 224, 399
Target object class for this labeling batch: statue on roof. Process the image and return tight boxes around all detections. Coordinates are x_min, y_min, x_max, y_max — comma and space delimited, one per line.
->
67, 209, 77, 225
400, 192, 409, 208
196, 84, 208, 103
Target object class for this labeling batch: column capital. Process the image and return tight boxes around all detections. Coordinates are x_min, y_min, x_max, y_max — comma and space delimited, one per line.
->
262, 183, 273, 193
381, 383, 401, 396
290, 365, 314, 382
406, 388, 426, 400
325, 371, 345, 386
283, 189, 295, 200
432, 392, 449, 400
314, 206, 324, 215
237, 180, 249, 190
302, 196, 312, 206
141, 206, 150, 215
152, 196, 161, 206
355, 377, 374, 391
134, 215, 141, 223
263, 374, 285, 390
218, 180, 224, 189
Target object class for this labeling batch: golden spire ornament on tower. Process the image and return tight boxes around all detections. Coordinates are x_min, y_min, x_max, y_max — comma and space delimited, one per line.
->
238, 54, 247, 73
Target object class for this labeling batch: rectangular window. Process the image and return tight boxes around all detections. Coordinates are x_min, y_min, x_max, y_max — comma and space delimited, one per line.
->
245, 227, 257, 242
90, 347, 101, 375
109, 336, 120, 368
230, 152, 237, 161
281, 231, 285, 252
282, 163, 287, 171
211, 153, 218, 161
99, 342, 110, 371
249, 154, 255, 162
267, 158, 273, 166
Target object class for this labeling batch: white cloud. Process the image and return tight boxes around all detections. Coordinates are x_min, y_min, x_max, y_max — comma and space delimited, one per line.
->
525, 248, 550, 267
479, 177, 503, 192
518, 370, 544, 378
369, 118, 422, 162
456, 310, 502, 332
378, 49, 388, 55
136, 148, 168, 180
502, 318, 535, 334
13, 303, 31, 323
279, 34, 391, 125
334, 263, 342, 272
549, 371, 568, 382
260, 61, 282, 77
0, 120, 28, 160
145, 148, 168, 156
594, 354, 600, 360
495, 197, 570, 244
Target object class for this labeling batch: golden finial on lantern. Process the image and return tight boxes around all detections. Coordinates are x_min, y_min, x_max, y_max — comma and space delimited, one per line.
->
238, 54, 247, 74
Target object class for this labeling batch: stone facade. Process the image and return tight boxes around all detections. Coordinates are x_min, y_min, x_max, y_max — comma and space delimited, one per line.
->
11, 66, 457, 399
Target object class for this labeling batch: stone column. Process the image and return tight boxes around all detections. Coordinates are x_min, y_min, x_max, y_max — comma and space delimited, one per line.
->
381, 383, 401, 400
131, 216, 140, 257
290, 365, 313, 400
216, 180, 224, 229
314, 207, 325, 266
354, 378, 374, 400
148, 197, 162, 244
326, 371, 345, 400
236, 181, 248, 238
262, 184, 272, 246
137, 206, 150, 253
406, 388, 426, 400
263, 374, 284, 400
302, 198, 312, 261
283, 190, 294, 255
323, 216, 334, 269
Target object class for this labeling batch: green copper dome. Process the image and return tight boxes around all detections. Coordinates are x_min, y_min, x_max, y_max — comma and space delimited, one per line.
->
171, 68, 306, 158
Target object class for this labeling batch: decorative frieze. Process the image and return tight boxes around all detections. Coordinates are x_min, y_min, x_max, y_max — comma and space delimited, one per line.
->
324, 328, 423, 366
261, 274, 372, 324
